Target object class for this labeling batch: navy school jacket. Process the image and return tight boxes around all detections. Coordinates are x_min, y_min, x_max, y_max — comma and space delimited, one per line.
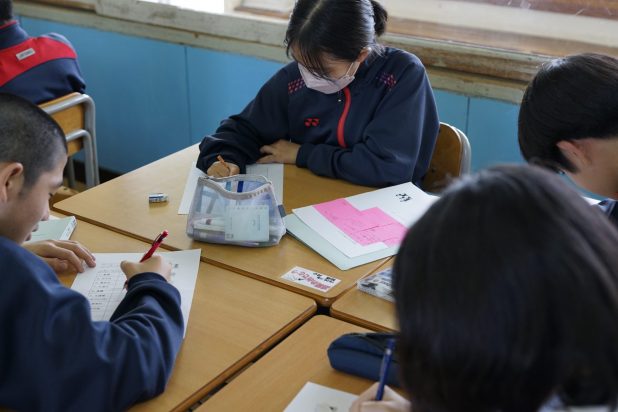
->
197, 47, 440, 187
0, 237, 184, 411
0, 20, 85, 104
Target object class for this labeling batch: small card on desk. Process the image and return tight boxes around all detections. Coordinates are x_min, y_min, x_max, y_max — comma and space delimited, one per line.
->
281, 266, 341, 293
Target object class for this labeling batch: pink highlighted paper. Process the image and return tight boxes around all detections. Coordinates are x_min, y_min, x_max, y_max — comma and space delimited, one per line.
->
314, 199, 406, 247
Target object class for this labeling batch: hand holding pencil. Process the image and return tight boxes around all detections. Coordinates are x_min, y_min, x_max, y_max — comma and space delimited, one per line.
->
120, 230, 172, 283
207, 155, 240, 177
348, 382, 410, 412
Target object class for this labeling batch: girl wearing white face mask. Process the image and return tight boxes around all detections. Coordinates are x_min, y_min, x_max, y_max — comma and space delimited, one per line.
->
197, 0, 440, 188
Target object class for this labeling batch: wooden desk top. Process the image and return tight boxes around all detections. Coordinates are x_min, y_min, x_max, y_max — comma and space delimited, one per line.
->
198, 316, 375, 412
60, 217, 316, 412
330, 262, 398, 332
54, 145, 388, 306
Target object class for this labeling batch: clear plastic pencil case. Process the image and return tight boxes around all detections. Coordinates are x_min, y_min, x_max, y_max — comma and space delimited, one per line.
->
186, 175, 286, 247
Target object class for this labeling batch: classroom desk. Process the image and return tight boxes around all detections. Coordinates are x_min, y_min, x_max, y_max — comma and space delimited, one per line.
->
59, 216, 317, 412
54, 145, 389, 306
330, 262, 398, 332
197, 316, 376, 411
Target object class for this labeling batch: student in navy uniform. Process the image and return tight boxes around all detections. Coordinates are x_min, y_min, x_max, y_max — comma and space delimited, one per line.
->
518, 53, 618, 228
352, 165, 618, 412
197, 0, 439, 187
0, 93, 183, 411
0, 0, 85, 104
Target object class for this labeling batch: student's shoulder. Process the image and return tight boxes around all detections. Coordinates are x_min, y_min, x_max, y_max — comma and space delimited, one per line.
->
259, 61, 302, 94
381, 47, 426, 73
35, 32, 78, 53
268, 61, 301, 83
381, 47, 426, 82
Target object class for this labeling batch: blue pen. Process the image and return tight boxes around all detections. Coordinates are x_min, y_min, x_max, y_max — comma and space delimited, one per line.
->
375, 338, 396, 401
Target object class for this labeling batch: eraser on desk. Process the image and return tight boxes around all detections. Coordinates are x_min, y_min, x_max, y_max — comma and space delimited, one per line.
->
148, 193, 169, 203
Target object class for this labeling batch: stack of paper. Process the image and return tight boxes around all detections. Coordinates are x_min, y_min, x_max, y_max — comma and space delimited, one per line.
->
284, 183, 437, 270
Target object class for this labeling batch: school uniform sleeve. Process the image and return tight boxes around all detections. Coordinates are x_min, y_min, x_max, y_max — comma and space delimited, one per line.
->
296, 61, 439, 187
0, 241, 183, 412
196, 67, 289, 173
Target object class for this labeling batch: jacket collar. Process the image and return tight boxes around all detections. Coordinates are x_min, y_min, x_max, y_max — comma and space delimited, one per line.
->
0, 20, 30, 50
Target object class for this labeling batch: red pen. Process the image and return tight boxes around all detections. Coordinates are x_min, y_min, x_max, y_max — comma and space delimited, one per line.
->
140, 230, 169, 262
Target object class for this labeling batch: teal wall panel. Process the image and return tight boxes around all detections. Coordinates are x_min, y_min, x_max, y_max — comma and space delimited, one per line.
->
434, 89, 469, 134
467, 97, 522, 171
21, 18, 192, 173
186, 47, 283, 144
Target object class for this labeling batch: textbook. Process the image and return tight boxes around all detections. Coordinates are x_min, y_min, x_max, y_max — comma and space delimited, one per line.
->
25, 216, 77, 243
357, 268, 394, 302
285, 183, 437, 270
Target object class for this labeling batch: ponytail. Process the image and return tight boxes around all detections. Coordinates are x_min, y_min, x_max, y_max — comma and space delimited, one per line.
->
370, 0, 388, 37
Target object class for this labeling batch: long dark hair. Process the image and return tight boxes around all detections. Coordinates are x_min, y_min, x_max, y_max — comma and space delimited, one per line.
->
518, 53, 618, 173
284, 0, 387, 78
394, 164, 618, 412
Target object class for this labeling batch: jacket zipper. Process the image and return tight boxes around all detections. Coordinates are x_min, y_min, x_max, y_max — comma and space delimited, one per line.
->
337, 87, 351, 148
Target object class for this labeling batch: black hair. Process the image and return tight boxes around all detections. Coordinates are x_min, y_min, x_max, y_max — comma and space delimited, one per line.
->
0, 0, 12, 23
394, 164, 618, 412
284, 0, 387, 78
0, 93, 67, 189
518, 53, 618, 173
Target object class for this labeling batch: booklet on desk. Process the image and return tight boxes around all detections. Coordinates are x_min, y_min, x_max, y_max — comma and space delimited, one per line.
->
25, 215, 77, 244
285, 182, 437, 270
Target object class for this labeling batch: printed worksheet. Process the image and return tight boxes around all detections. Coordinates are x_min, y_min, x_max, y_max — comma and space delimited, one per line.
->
71, 250, 201, 335
293, 182, 437, 258
284, 382, 358, 412
178, 162, 284, 214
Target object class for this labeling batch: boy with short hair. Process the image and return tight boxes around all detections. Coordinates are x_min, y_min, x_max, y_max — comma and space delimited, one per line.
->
0, 93, 183, 410
518, 53, 618, 226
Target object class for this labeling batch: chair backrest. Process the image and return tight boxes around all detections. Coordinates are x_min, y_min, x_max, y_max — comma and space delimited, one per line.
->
40, 93, 99, 187
421, 122, 471, 193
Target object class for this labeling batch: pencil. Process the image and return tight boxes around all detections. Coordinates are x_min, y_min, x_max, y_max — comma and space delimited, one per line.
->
375, 338, 396, 401
217, 155, 230, 171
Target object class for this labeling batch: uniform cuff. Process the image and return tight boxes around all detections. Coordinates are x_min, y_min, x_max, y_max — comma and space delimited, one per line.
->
296, 143, 315, 168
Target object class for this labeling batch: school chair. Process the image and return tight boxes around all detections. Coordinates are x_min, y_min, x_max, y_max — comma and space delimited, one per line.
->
421, 122, 471, 193
40, 92, 100, 188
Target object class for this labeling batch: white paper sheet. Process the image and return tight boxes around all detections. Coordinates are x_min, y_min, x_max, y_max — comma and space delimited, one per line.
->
284, 382, 358, 412
293, 182, 437, 258
70, 250, 201, 336
178, 162, 284, 214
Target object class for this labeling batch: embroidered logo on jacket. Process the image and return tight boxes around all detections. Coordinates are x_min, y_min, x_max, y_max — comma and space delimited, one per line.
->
376, 72, 397, 90
304, 118, 320, 127
288, 77, 305, 95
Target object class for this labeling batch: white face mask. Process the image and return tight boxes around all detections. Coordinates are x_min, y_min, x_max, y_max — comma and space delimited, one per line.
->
299, 61, 358, 94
